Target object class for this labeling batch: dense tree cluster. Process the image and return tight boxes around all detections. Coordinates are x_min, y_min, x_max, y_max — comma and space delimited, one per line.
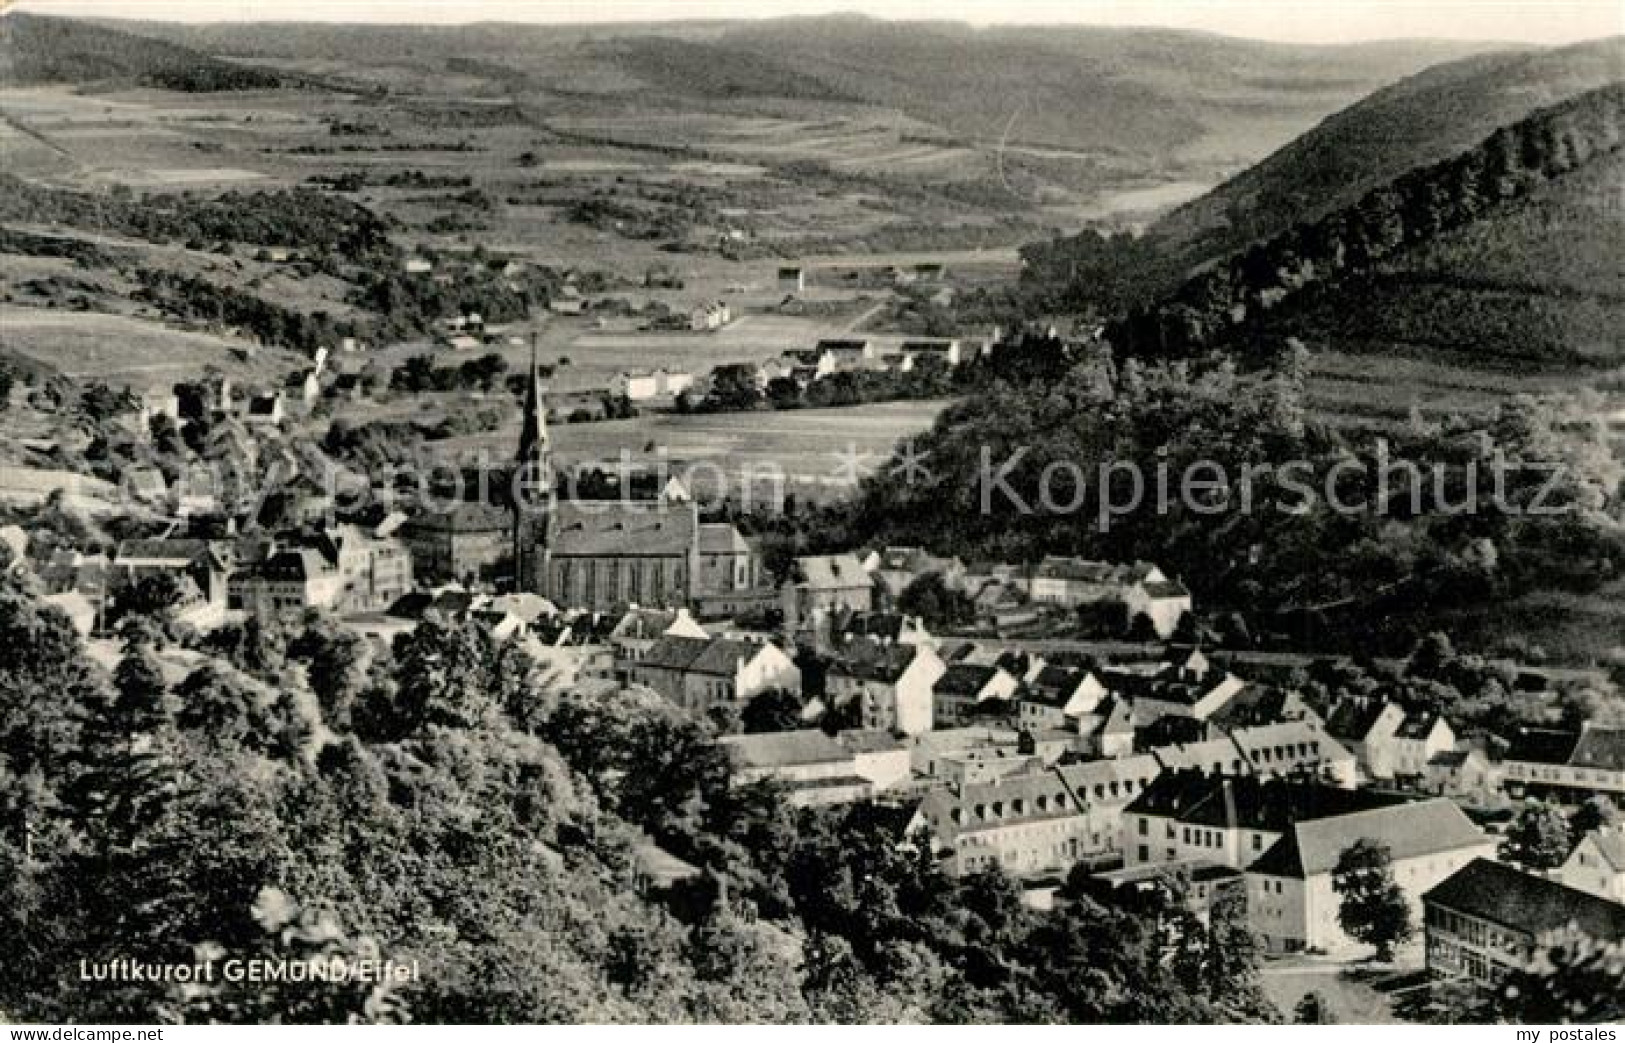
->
132, 269, 357, 356
0, 577, 1285, 1024
823, 344, 1623, 654
0, 177, 392, 260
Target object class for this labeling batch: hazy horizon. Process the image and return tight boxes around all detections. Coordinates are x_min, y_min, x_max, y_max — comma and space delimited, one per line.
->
9, 0, 1623, 46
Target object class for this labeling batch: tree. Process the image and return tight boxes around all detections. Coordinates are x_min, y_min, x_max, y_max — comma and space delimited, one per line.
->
741, 688, 806, 734
897, 571, 974, 629
1570, 795, 1620, 838
1331, 839, 1414, 961
1294, 991, 1336, 1024
1500, 801, 1573, 874
1490, 933, 1625, 1023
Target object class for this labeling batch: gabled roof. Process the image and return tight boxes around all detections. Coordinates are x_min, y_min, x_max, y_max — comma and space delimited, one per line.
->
551, 500, 697, 558
828, 641, 926, 685
1250, 798, 1487, 879
639, 635, 711, 672
1141, 579, 1191, 599
114, 538, 213, 566
936, 663, 1002, 697
1424, 858, 1625, 942
1578, 827, 1625, 873
688, 638, 777, 677
1128, 770, 1402, 833
835, 729, 904, 755
406, 502, 510, 533
1325, 698, 1390, 743
719, 730, 853, 770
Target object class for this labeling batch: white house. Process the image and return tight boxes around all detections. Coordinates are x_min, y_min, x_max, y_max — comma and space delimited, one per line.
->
1556, 824, 1625, 903
1246, 799, 1494, 954
626, 635, 801, 716
932, 663, 1021, 727
826, 641, 946, 736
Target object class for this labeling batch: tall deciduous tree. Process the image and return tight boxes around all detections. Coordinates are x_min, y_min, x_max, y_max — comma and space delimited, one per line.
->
1332, 839, 1414, 961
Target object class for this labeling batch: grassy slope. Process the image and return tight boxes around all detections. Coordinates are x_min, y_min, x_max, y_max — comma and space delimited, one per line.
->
1148, 36, 1625, 277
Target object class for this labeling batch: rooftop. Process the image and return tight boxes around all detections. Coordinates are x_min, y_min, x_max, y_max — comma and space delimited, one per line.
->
1425, 858, 1625, 942
719, 729, 854, 770
1251, 798, 1487, 878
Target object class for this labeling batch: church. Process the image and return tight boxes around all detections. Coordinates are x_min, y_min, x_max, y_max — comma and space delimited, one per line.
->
509, 350, 755, 613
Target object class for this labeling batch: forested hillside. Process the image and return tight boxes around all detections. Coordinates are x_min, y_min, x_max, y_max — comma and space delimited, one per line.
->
0, 581, 1281, 1023
1146, 37, 1625, 282
1105, 84, 1625, 369
0, 13, 284, 91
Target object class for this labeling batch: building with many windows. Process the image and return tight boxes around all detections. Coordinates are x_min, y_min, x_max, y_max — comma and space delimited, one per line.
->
1423, 858, 1625, 987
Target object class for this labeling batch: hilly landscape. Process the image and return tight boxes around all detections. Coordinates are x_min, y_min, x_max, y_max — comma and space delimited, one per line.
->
1146, 35, 1625, 282
1107, 84, 1625, 378
105, 14, 1497, 182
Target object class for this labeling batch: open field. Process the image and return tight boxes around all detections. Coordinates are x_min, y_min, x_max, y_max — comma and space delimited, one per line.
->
441, 398, 952, 499
0, 305, 297, 391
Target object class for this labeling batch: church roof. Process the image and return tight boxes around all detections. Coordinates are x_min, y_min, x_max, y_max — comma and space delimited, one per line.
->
550, 500, 697, 558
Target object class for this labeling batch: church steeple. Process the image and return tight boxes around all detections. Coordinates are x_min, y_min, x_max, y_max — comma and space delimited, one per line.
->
511, 335, 553, 594
516, 337, 552, 479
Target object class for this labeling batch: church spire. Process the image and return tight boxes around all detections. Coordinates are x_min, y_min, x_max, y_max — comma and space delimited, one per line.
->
516, 335, 551, 472
511, 334, 553, 595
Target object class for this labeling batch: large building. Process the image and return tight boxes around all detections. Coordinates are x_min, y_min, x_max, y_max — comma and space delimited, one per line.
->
825, 640, 946, 736
1246, 798, 1493, 954
1424, 858, 1625, 987
909, 755, 1163, 878
507, 350, 750, 612
1122, 771, 1400, 872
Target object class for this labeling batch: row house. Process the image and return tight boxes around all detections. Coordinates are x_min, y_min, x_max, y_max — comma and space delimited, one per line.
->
1248, 799, 1493, 954
825, 640, 946, 736
908, 754, 1162, 878
625, 634, 801, 716
1424, 858, 1625, 987
1502, 724, 1625, 800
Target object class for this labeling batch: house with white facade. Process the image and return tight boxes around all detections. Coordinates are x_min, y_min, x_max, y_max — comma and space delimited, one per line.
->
826, 640, 946, 736
1246, 798, 1493, 954
1556, 824, 1625, 903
